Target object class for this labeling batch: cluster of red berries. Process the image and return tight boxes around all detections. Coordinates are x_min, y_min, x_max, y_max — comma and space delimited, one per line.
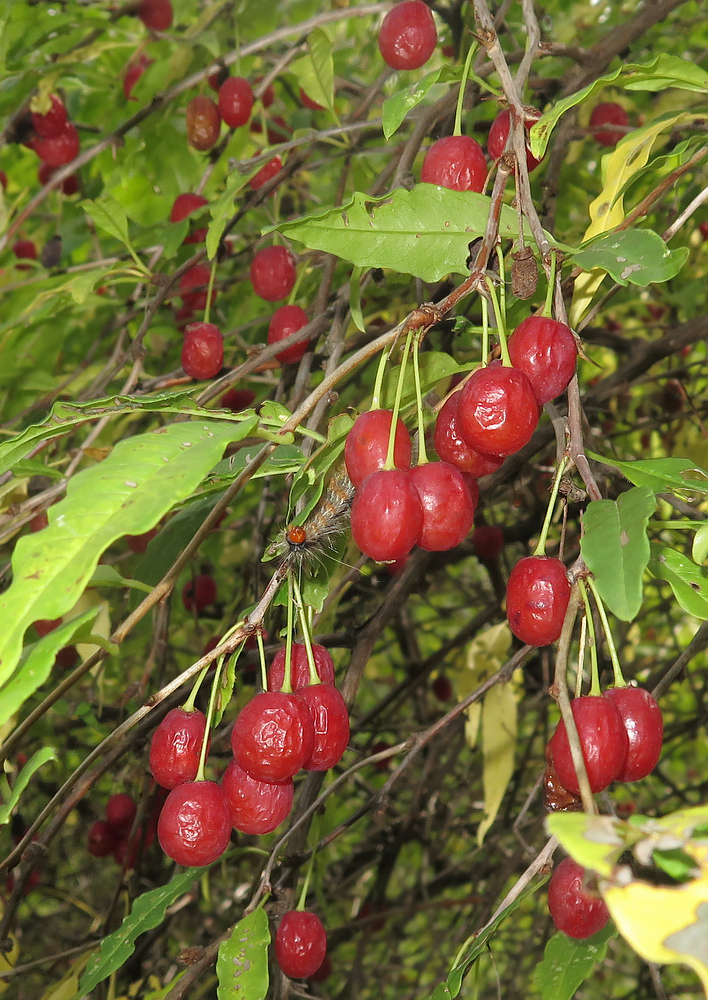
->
87, 792, 158, 866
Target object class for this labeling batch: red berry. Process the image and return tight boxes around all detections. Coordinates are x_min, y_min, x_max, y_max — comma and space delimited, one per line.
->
31, 95, 67, 139
34, 618, 61, 638
371, 740, 391, 770
157, 780, 232, 866
275, 911, 327, 980
179, 263, 212, 310
182, 322, 224, 380
350, 469, 423, 562
221, 387, 256, 412
298, 684, 350, 771
457, 362, 539, 458
421, 135, 487, 193
249, 155, 282, 191
150, 707, 209, 790
13, 240, 37, 270
434, 392, 504, 478
603, 687, 663, 782
487, 108, 542, 172
548, 695, 629, 795
170, 192, 208, 244
589, 102, 629, 147
378, 0, 437, 71
267, 643, 335, 691
345, 410, 412, 488
547, 857, 610, 939
218, 77, 254, 128
186, 95, 221, 151
138, 0, 173, 31
0, 170, 6, 189
255, 77, 275, 108
221, 759, 293, 835
231, 691, 315, 783
300, 89, 325, 111
250, 245, 296, 302
88, 819, 119, 857
505, 556, 571, 647
126, 528, 158, 553
409, 461, 476, 551
432, 675, 453, 702
182, 573, 217, 612
123, 55, 153, 100
268, 304, 310, 365
106, 793, 136, 833
31, 122, 79, 166
29, 511, 48, 532
699, 221, 708, 241
507, 316, 577, 405
55, 645, 79, 671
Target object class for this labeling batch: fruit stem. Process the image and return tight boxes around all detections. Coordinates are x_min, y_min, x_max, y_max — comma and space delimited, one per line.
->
453, 42, 477, 138
543, 249, 557, 318
411, 330, 428, 465
281, 578, 295, 694
481, 296, 489, 365
495, 245, 506, 322
370, 338, 393, 411
384, 327, 413, 470
195, 657, 223, 783
483, 277, 511, 366
578, 579, 600, 696
587, 576, 626, 688
575, 613, 587, 699
296, 812, 322, 911
533, 455, 568, 556
257, 628, 268, 692
287, 263, 304, 307
183, 664, 209, 713
203, 257, 218, 325
291, 572, 320, 686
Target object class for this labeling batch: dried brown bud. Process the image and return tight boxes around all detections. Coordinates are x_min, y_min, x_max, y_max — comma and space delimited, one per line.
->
511, 246, 538, 300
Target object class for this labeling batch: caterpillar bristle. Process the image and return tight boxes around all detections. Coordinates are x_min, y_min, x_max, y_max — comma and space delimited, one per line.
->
278, 466, 355, 569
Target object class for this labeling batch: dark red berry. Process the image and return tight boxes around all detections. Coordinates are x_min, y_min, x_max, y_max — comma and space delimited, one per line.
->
231, 691, 315, 783
0, 170, 7, 189
409, 461, 476, 551
88, 819, 118, 857
13, 240, 37, 270
126, 528, 158, 553
548, 695, 629, 795
157, 780, 232, 866
589, 102, 629, 147
267, 643, 335, 691
505, 556, 571, 647
186, 95, 221, 151
221, 387, 256, 412
150, 707, 209, 789
106, 793, 136, 833
547, 857, 610, 939
351, 469, 423, 562
179, 263, 212, 310
29, 511, 48, 532
221, 759, 293, 835
218, 76, 254, 128
699, 221, 708, 241
300, 88, 325, 111
275, 911, 327, 980
487, 108, 542, 172
378, 0, 437, 70
371, 740, 391, 770
170, 192, 208, 244
249, 155, 282, 190
254, 77, 275, 108
434, 392, 504, 478
298, 684, 350, 771
123, 55, 153, 100
603, 687, 663, 782
421, 135, 487, 193
182, 322, 223, 380
31, 95, 67, 139
345, 410, 412, 488
182, 574, 217, 613
138, 0, 173, 31
268, 304, 309, 365
507, 316, 577, 405
432, 675, 453, 702
250, 245, 296, 302
31, 122, 79, 166
544, 746, 582, 812
458, 362, 539, 458
55, 645, 79, 670
34, 618, 61, 638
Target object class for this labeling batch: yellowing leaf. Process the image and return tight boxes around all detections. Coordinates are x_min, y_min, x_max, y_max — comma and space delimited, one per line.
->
478, 677, 519, 845
68, 590, 112, 662
459, 622, 512, 750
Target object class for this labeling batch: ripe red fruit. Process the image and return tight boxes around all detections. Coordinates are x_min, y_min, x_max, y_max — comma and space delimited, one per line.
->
29, 511, 49, 532
56, 645, 79, 670
231, 691, 315, 783
106, 793, 137, 833
699, 221, 708, 241
221, 387, 256, 412
507, 316, 577, 405
218, 76, 254, 128
345, 410, 412, 488
351, 469, 423, 562
31, 95, 67, 139
378, 0, 437, 70
13, 240, 37, 269
182, 573, 217, 612
268, 643, 335, 691
547, 857, 610, 939
255, 77, 276, 108
268, 304, 310, 365
300, 88, 325, 111
221, 759, 294, 835
34, 618, 61, 638
186, 95, 221, 151
179, 263, 212, 310
505, 556, 571, 647
250, 245, 296, 302
138, 0, 173, 31
182, 322, 224, 380
157, 780, 232, 866
298, 684, 350, 771
275, 911, 327, 980
432, 675, 453, 702
548, 695, 629, 795
123, 55, 153, 100
603, 687, 663, 782
421, 135, 487, 193
88, 820, 118, 857
434, 392, 504, 478
249, 154, 282, 190
170, 192, 208, 244
457, 362, 539, 458
150, 707, 209, 789
589, 102, 629, 147
487, 108, 542, 172
126, 528, 158, 553
31, 122, 79, 166
409, 461, 476, 551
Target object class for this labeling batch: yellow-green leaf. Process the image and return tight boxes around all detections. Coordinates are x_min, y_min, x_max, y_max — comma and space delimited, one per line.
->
478, 677, 518, 846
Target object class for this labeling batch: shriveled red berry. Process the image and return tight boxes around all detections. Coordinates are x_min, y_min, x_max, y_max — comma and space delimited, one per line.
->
549, 695, 629, 795
150, 707, 209, 789
88, 820, 118, 857
157, 780, 232, 866
250, 245, 296, 302
345, 410, 412, 488
31, 122, 79, 166
505, 556, 571, 647
186, 95, 221, 151
603, 686, 663, 782
421, 135, 487, 193
298, 684, 350, 771
458, 362, 539, 458
182, 322, 224, 380
138, 0, 173, 31
106, 793, 136, 833
589, 102, 629, 147
487, 108, 542, 172
31, 95, 67, 139
218, 76, 254, 128
548, 857, 610, 939
231, 691, 315, 783
221, 759, 293, 835
267, 643, 335, 691
351, 469, 423, 562
507, 316, 577, 405
409, 461, 476, 551
179, 263, 211, 310
378, 0, 437, 71
434, 392, 504, 478
182, 573, 217, 612
268, 304, 309, 365
275, 911, 327, 980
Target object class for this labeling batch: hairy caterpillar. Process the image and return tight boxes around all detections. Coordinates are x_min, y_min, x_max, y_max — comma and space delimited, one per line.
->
268, 466, 355, 569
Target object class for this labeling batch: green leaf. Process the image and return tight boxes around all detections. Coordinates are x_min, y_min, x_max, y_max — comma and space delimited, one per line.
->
382, 69, 441, 140
0, 746, 56, 825
108, 173, 170, 228
693, 524, 708, 565
78, 869, 200, 995
587, 453, 708, 495
580, 487, 655, 620
571, 229, 688, 286
87, 563, 153, 593
648, 543, 708, 619
216, 908, 270, 1000
350, 265, 365, 332
270, 187, 559, 282
546, 813, 636, 877
289, 28, 337, 119
534, 925, 615, 1000
207, 171, 250, 260
82, 196, 133, 250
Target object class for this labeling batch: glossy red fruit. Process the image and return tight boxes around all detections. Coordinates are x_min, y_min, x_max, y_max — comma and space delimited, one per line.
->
505, 556, 571, 647
589, 102, 629, 147
409, 461, 476, 551
138, 0, 173, 30
250, 245, 296, 302
549, 695, 629, 795
186, 95, 221, 151
231, 691, 315, 783
250, 154, 282, 190
351, 469, 423, 562
487, 108, 542, 172
434, 392, 504, 478
268, 304, 309, 365
268, 643, 335, 692
507, 316, 577, 405
421, 135, 487, 193
13, 240, 37, 269
106, 793, 136, 833
179, 263, 212, 310
432, 675, 453, 702
221, 759, 294, 835
547, 857, 610, 939
170, 192, 208, 244
298, 684, 350, 771
150, 707, 209, 789
221, 387, 256, 412
123, 55, 153, 99
182, 573, 217, 612
158, 780, 232, 866
31, 122, 79, 166
378, 0, 437, 71
345, 410, 412, 488
88, 820, 118, 857
182, 322, 224, 380
300, 88, 325, 111
275, 911, 327, 980
218, 76, 254, 128
458, 362, 539, 458
31, 95, 67, 139
603, 687, 663, 782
